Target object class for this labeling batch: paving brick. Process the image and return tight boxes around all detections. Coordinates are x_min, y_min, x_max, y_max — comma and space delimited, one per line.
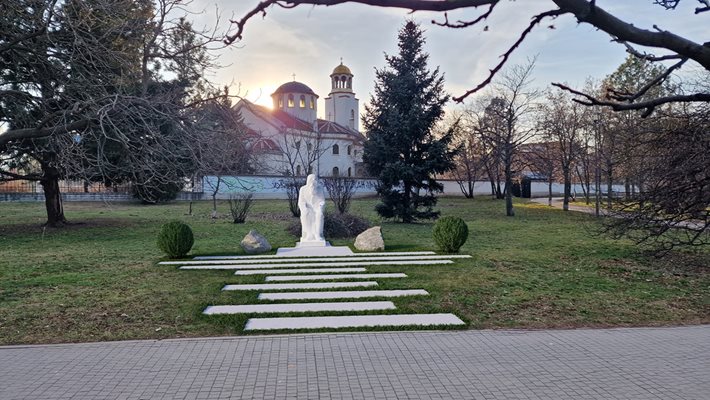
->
0, 326, 707, 400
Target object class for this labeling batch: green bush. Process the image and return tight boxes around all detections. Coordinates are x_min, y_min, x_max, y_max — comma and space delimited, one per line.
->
432, 216, 469, 253
157, 220, 194, 258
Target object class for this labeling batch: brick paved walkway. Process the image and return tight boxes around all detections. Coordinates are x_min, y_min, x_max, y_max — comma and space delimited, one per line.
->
1, 325, 708, 399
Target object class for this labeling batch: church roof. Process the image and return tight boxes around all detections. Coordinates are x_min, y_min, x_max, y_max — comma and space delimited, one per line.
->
332, 63, 352, 76
235, 99, 364, 143
272, 81, 317, 97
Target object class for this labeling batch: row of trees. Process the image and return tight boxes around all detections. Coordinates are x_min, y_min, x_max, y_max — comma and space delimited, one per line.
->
447, 56, 708, 250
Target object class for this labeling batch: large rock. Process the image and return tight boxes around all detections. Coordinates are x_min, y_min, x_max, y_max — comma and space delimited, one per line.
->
240, 230, 272, 254
354, 226, 385, 251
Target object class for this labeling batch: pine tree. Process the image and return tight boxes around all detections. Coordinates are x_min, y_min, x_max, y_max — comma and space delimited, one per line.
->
363, 21, 456, 223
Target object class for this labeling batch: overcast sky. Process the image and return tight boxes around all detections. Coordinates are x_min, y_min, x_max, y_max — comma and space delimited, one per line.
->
191, 1, 705, 116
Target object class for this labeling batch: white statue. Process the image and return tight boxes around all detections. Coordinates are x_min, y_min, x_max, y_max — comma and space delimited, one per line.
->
298, 174, 326, 244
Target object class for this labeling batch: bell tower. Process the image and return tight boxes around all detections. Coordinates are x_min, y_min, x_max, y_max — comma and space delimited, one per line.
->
324, 60, 359, 131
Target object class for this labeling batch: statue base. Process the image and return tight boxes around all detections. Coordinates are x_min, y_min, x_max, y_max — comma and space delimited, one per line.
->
296, 240, 328, 247
276, 243, 355, 257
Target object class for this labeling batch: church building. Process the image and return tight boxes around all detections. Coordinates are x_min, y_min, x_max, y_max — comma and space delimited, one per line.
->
235, 62, 365, 178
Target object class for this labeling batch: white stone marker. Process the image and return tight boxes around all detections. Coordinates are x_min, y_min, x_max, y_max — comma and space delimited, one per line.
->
193, 251, 436, 260
167, 255, 470, 266
203, 301, 396, 315
233, 267, 366, 276
222, 282, 379, 291
244, 313, 466, 331
258, 289, 429, 301
265, 273, 406, 282
178, 260, 453, 269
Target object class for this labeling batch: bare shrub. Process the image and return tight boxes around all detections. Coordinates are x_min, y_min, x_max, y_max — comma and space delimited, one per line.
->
228, 193, 254, 224
322, 177, 359, 214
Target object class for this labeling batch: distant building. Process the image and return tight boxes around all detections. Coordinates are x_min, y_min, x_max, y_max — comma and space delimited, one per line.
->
235, 62, 365, 177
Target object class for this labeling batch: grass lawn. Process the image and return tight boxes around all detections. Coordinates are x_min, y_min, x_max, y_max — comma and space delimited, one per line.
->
1, 197, 708, 344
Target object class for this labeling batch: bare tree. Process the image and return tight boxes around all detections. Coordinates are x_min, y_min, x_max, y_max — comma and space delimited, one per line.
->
524, 142, 558, 206
230, 0, 710, 116
448, 116, 483, 199
274, 129, 329, 217
538, 88, 588, 211
192, 96, 254, 218
322, 176, 359, 213
0, 0, 227, 224
601, 102, 709, 253
477, 60, 540, 216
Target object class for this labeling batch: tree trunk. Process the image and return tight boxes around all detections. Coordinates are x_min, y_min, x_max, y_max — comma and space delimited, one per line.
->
606, 162, 614, 209
624, 177, 631, 200
211, 177, 222, 218
562, 167, 571, 211
40, 164, 67, 227
504, 164, 514, 216
548, 177, 553, 206
402, 181, 413, 223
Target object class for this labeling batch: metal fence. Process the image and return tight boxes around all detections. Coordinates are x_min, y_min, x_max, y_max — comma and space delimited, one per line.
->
0, 179, 133, 194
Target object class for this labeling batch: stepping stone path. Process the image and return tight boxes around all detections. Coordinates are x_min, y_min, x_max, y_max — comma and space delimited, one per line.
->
223, 282, 379, 291
245, 314, 465, 331
233, 267, 367, 275
264, 273, 407, 282
159, 250, 470, 331
204, 301, 396, 315
258, 289, 429, 300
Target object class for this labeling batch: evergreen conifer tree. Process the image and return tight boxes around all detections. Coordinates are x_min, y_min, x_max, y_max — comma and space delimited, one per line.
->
363, 21, 456, 222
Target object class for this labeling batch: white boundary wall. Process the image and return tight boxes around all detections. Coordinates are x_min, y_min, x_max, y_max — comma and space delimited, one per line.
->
202, 175, 627, 200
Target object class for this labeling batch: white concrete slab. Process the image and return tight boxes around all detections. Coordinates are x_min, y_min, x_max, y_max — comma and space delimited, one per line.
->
222, 282, 379, 291
191, 251, 436, 260
244, 313, 466, 331
265, 273, 407, 282
258, 289, 429, 300
233, 267, 366, 275
203, 301, 396, 315
167, 255, 470, 266
178, 260, 454, 269
276, 245, 354, 257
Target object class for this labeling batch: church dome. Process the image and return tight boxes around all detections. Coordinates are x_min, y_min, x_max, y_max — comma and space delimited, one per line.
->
272, 81, 317, 96
331, 63, 352, 76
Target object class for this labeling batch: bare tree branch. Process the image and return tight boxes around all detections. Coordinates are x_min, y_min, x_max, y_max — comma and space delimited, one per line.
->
232, 0, 709, 110
452, 9, 563, 102
552, 83, 710, 117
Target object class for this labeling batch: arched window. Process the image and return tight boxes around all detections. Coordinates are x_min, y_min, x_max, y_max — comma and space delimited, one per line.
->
353, 149, 358, 157
295, 140, 301, 150
287, 94, 294, 107
332, 144, 339, 155
307, 143, 313, 152
310, 96, 315, 109
332, 167, 340, 177
347, 77, 352, 89
278, 98, 283, 108
299, 95, 306, 108
296, 165, 301, 176
347, 145, 352, 155
307, 165, 313, 174
347, 167, 352, 177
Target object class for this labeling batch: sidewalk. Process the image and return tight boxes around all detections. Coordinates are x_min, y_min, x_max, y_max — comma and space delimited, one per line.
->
1, 325, 708, 399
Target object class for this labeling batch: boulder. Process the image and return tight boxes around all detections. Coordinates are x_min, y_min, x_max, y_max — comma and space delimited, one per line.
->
354, 226, 385, 251
240, 230, 272, 254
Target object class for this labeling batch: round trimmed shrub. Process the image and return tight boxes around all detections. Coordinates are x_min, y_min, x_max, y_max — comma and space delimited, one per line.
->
432, 216, 469, 253
157, 220, 194, 258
